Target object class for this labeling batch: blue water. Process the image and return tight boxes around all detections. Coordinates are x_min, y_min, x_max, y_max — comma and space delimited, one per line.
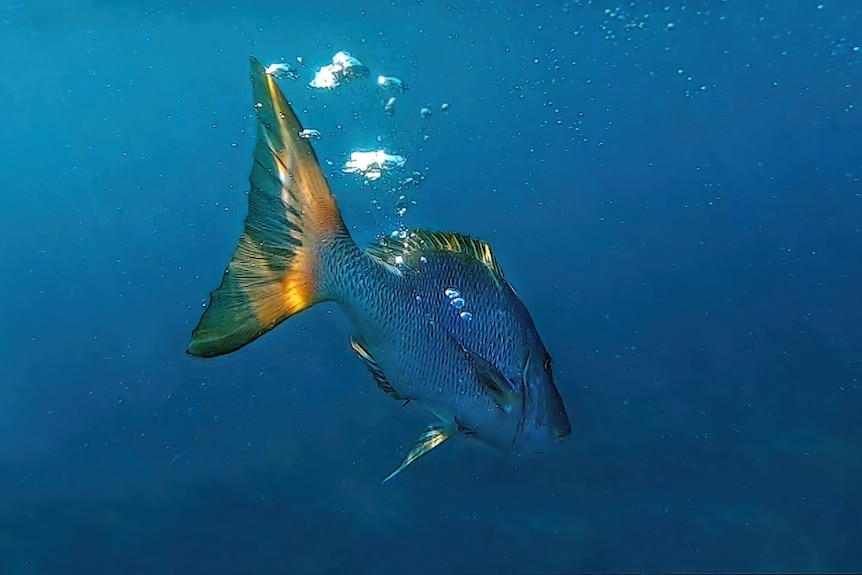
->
1, 1, 860, 573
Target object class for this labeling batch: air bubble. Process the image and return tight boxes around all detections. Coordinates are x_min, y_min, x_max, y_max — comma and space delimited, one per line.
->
459, 311, 473, 321
444, 288, 460, 299
450, 297, 465, 310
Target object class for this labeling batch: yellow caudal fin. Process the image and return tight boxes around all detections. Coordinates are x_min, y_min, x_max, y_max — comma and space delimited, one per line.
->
187, 56, 348, 358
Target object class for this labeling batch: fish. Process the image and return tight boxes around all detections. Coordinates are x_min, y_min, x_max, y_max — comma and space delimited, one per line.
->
187, 56, 572, 483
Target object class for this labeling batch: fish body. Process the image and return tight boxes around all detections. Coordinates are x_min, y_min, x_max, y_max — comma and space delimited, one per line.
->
188, 57, 571, 481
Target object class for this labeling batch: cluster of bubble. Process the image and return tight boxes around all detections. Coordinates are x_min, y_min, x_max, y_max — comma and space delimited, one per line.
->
301, 51, 450, 121
596, 4, 652, 44
444, 288, 474, 322
264, 51, 453, 225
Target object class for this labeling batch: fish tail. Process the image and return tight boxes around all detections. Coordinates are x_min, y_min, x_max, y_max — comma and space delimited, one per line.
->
187, 56, 351, 358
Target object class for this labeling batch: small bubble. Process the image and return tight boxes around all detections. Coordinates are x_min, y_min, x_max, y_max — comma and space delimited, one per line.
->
459, 311, 473, 321
450, 297, 466, 310
444, 288, 460, 299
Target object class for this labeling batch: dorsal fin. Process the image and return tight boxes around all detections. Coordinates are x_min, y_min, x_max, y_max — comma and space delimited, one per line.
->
366, 229, 507, 285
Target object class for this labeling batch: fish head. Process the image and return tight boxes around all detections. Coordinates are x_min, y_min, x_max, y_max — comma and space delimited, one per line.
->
456, 325, 571, 454
511, 335, 572, 454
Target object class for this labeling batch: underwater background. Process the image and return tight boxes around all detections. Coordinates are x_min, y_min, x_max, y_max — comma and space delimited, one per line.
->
1, 0, 860, 573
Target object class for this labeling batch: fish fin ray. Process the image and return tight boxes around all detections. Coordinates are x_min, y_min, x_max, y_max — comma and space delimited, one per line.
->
188, 56, 349, 358
473, 360, 521, 412
442, 328, 520, 412
366, 229, 506, 286
382, 423, 455, 484
349, 336, 408, 401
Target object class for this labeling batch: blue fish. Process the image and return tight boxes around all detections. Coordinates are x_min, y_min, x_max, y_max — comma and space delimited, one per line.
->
188, 57, 571, 482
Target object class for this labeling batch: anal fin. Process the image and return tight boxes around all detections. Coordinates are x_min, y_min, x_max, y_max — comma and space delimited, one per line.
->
349, 336, 408, 401
382, 423, 454, 484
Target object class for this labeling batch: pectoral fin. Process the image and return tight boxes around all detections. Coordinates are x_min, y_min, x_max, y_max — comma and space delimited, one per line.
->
470, 353, 521, 412
441, 328, 520, 412
382, 423, 455, 484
